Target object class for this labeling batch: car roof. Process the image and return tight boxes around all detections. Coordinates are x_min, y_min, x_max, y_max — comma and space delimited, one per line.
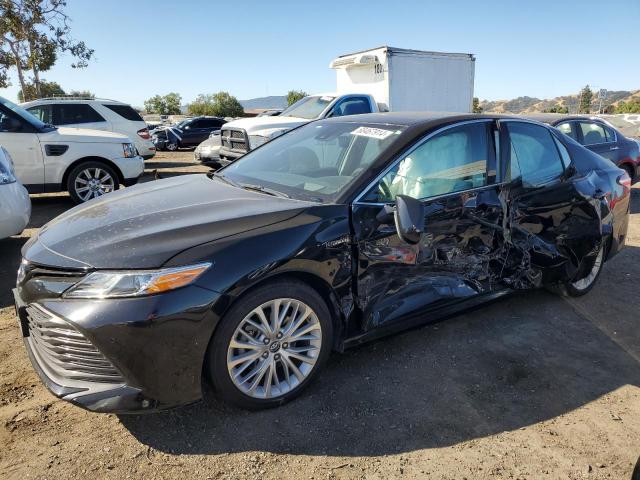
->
321, 111, 545, 128
522, 113, 604, 125
21, 97, 129, 107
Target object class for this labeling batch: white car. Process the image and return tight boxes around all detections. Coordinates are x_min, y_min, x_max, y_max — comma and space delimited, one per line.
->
0, 146, 30, 239
22, 97, 156, 159
0, 96, 144, 203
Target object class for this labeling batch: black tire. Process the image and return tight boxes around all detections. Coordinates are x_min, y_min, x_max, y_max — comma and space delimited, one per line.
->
622, 163, 635, 184
206, 279, 333, 410
546, 245, 604, 297
66, 161, 120, 204
166, 142, 179, 151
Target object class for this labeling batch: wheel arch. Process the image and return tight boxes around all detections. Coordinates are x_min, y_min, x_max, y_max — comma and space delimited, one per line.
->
61, 156, 126, 190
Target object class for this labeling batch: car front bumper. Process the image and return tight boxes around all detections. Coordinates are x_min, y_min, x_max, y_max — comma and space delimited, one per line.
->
0, 182, 31, 239
14, 283, 223, 413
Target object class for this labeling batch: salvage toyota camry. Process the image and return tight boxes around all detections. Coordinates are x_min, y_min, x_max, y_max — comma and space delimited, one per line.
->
14, 113, 630, 413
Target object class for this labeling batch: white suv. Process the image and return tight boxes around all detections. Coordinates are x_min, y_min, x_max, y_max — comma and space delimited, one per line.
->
22, 97, 156, 159
0, 96, 144, 203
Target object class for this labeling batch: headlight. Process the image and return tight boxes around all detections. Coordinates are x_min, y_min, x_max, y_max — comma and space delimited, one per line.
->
248, 135, 269, 149
248, 128, 288, 149
63, 262, 212, 299
122, 143, 136, 158
0, 156, 16, 185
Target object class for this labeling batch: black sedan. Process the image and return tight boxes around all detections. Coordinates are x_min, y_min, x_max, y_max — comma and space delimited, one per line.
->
152, 116, 226, 151
14, 113, 630, 413
528, 114, 640, 183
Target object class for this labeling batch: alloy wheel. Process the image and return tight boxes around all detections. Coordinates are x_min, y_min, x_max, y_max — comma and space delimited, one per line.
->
570, 247, 603, 291
227, 298, 322, 399
74, 167, 115, 201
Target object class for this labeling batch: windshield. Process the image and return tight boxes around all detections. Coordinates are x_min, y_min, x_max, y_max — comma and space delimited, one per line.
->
280, 96, 335, 120
0, 97, 48, 130
220, 121, 406, 202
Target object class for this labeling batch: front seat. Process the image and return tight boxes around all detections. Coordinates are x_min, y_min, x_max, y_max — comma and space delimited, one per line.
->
340, 102, 370, 116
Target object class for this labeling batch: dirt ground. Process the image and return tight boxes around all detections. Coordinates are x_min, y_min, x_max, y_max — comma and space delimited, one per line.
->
1, 151, 639, 479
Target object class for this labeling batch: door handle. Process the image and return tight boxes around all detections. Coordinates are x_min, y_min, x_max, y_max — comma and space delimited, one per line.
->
609, 146, 620, 151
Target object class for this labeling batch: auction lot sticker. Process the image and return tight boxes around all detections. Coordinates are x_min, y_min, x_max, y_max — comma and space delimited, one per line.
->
351, 126, 394, 140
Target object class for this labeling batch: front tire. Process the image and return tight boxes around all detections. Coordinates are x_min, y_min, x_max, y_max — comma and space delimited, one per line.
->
206, 280, 333, 410
166, 142, 179, 151
66, 162, 119, 204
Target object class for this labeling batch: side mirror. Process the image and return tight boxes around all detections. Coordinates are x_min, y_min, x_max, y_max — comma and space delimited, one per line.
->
394, 195, 424, 245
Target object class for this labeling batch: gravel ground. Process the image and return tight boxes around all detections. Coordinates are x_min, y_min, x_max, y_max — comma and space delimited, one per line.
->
1, 151, 639, 479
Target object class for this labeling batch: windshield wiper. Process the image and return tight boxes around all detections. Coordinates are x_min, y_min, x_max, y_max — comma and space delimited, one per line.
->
240, 183, 290, 198
209, 171, 240, 188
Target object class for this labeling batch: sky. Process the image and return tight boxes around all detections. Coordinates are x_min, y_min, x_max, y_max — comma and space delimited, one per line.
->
1, 0, 639, 107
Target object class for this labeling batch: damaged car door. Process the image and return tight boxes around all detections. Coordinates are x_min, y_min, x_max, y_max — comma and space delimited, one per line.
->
352, 120, 507, 331
499, 120, 604, 289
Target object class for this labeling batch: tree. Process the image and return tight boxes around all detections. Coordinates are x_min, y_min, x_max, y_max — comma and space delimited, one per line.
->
287, 90, 308, 106
543, 105, 569, 114
614, 99, 640, 114
472, 97, 483, 113
0, 0, 94, 100
68, 89, 94, 98
144, 93, 182, 115
578, 85, 593, 114
187, 92, 244, 117
17, 78, 64, 101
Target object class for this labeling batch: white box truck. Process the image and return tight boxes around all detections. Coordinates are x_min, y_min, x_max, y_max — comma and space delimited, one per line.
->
218, 46, 475, 164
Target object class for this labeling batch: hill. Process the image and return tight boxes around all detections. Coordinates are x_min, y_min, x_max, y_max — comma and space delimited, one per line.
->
480, 89, 639, 114
240, 95, 288, 110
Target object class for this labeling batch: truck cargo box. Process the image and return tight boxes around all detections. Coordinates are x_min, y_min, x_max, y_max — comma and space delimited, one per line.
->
330, 46, 475, 113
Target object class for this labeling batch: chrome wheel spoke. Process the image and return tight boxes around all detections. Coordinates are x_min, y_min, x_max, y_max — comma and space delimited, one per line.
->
227, 297, 322, 399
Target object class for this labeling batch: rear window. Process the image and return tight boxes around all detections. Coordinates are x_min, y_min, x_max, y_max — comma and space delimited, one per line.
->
103, 104, 144, 122
53, 104, 105, 125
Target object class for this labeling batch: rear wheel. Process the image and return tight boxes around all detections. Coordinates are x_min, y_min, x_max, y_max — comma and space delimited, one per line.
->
166, 141, 179, 151
548, 245, 604, 297
66, 162, 119, 204
206, 280, 333, 410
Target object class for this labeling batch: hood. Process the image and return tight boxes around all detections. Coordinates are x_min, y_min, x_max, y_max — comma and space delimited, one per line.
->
38, 127, 130, 143
224, 115, 308, 134
24, 175, 311, 269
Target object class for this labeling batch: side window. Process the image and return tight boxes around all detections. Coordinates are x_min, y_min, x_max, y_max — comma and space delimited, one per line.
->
26, 105, 52, 124
187, 120, 202, 129
578, 122, 607, 145
552, 135, 572, 169
507, 122, 564, 186
332, 97, 372, 117
53, 104, 106, 125
556, 122, 578, 141
201, 119, 222, 129
371, 122, 490, 202
0, 108, 26, 132
604, 125, 617, 142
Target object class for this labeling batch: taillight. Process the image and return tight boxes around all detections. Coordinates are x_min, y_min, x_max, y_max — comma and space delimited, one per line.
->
137, 128, 151, 140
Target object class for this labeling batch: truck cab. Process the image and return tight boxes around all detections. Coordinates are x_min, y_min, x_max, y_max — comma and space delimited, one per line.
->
218, 93, 379, 164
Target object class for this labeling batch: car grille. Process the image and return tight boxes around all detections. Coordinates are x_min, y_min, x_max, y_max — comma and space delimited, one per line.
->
26, 305, 123, 384
221, 127, 249, 153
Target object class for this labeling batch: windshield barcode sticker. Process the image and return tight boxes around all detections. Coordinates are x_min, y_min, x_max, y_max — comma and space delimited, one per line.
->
351, 126, 394, 139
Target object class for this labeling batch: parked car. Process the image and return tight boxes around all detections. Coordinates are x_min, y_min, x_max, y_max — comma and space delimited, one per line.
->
0, 146, 30, 239
0, 96, 144, 203
194, 131, 222, 167
14, 113, 630, 413
22, 97, 156, 160
219, 46, 476, 164
152, 116, 226, 151
528, 114, 640, 183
